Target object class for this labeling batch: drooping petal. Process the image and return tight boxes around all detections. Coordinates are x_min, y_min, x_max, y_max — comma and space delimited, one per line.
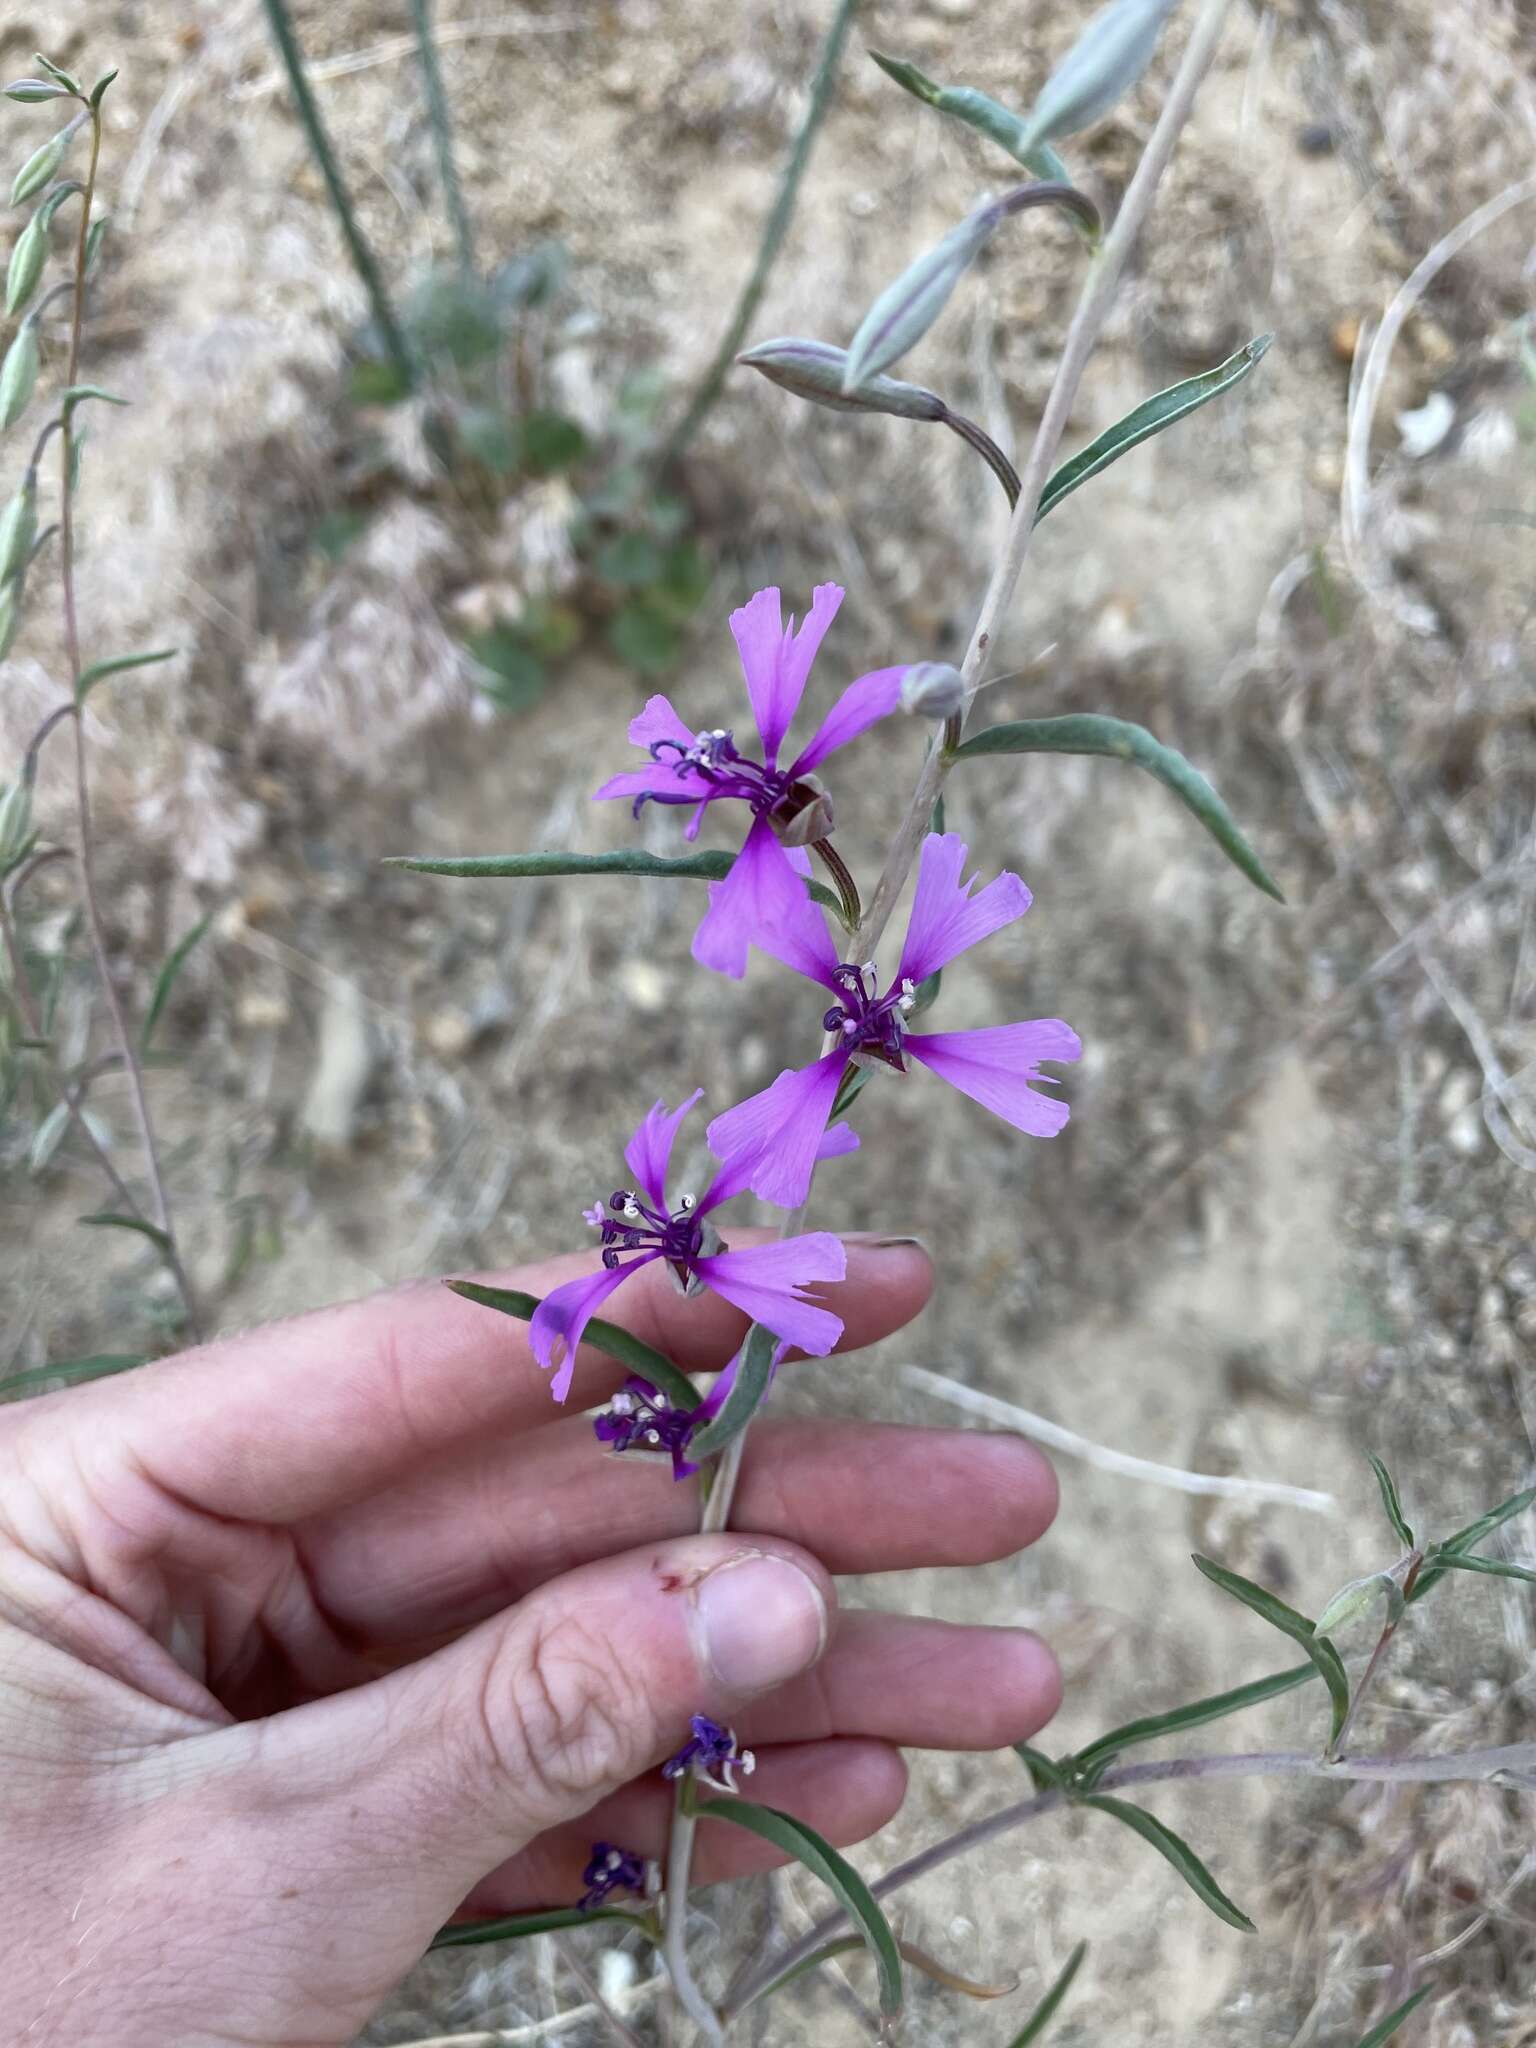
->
694, 1232, 846, 1356
730, 583, 844, 766
691, 814, 814, 981
593, 762, 699, 805
788, 665, 907, 777
896, 832, 1033, 985
623, 1089, 705, 1211
705, 1052, 848, 1209
738, 856, 844, 989
529, 1257, 651, 1401
817, 1120, 860, 1163
628, 693, 695, 753
905, 1021, 1082, 1137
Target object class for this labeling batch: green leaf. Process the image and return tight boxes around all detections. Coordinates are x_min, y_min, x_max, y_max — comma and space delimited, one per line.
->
383, 847, 845, 919
828, 1062, 872, 1122
78, 1210, 173, 1256
868, 51, 1071, 182
429, 1905, 645, 1949
1014, 1742, 1070, 1793
349, 357, 412, 405
1036, 337, 1272, 525
595, 531, 665, 587
88, 70, 118, 109
1368, 1454, 1415, 1549
61, 383, 128, 415
1424, 1552, 1536, 1587
0, 1352, 145, 1403
519, 408, 586, 474
686, 1323, 780, 1462
1191, 1554, 1350, 1746
1414, 1485, 1536, 1600
1075, 1662, 1315, 1774
444, 1279, 698, 1412
1082, 1795, 1255, 1932
452, 404, 520, 474
1008, 1941, 1087, 2046
465, 626, 550, 715
696, 1799, 902, 2018
952, 714, 1283, 903
608, 600, 682, 674
1350, 1987, 1430, 2048
34, 56, 82, 95
76, 646, 176, 704
141, 912, 212, 1052
311, 508, 369, 560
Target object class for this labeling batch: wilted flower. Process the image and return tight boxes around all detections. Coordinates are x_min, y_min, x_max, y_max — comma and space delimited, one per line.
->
707, 833, 1081, 1209
593, 1374, 702, 1479
899, 661, 966, 720
529, 1091, 855, 1399
662, 1714, 756, 1794
578, 1842, 648, 1912
595, 583, 909, 978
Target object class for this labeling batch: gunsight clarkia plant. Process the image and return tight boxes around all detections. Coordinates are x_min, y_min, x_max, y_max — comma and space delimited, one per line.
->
663, 1714, 756, 1794
529, 1090, 854, 1397
595, 582, 909, 977
707, 833, 1082, 1209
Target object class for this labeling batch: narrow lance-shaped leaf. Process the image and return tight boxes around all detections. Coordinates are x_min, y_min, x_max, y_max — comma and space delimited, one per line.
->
444, 1279, 698, 1412
0, 1353, 146, 1403
1083, 1794, 1255, 1932
1014, 1741, 1070, 1794
1424, 1552, 1536, 1588
78, 1211, 173, 1256
429, 1905, 648, 1949
76, 646, 177, 704
952, 713, 1283, 902
141, 913, 213, 1053
1008, 1940, 1088, 2046
1191, 1553, 1350, 1746
695, 1799, 903, 2019
384, 847, 846, 919
687, 1322, 780, 1462
1035, 336, 1272, 525
1351, 1987, 1431, 2048
1074, 1661, 1315, 1774
868, 50, 1072, 182
1368, 1454, 1415, 1549
34, 56, 84, 95
1412, 1485, 1536, 1600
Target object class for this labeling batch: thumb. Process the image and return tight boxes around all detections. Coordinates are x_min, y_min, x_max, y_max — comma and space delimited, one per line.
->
261, 1535, 832, 1911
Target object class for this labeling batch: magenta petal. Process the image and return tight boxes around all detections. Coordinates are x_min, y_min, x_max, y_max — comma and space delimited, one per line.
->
529, 1259, 648, 1401
896, 833, 1033, 985
694, 1232, 846, 1356
691, 815, 812, 981
788, 665, 907, 777
905, 1021, 1082, 1137
730, 583, 844, 766
816, 1120, 860, 1163
691, 1336, 788, 1428
705, 1053, 847, 1209
623, 1089, 704, 1210
628, 693, 694, 753
593, 764, 697, 804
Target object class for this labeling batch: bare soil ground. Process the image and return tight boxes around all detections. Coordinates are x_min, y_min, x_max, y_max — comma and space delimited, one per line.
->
5, 1, 1536, 2042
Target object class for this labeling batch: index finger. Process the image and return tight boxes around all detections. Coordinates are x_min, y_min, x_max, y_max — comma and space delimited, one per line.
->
24, 1233, 932, 1524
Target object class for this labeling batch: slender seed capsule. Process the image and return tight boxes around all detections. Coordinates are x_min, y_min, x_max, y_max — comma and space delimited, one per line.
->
10, 121, 72, 207
5, 212, 46, 318
0, 317, 39, 430
1018, 0, 1184, 155
737, 337, 946, 421
0, 470, 37, 584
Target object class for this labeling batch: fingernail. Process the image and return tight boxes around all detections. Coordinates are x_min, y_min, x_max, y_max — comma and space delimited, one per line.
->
693, 1552, 829, 1694
843, 1233, 928, 1251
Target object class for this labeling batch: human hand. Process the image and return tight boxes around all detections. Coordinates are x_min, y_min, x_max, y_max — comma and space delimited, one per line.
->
1, 1235, 1060, 2046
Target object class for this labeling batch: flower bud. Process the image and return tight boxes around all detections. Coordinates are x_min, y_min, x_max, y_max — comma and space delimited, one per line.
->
3, 80, 72, 105
899, 662, 967, 720
738, 337, 946, 422
1316, 1570, 1404, 1637
0, 581, 17, 660
1020, 0, 1183, 155
6, 211, 46, 319
0, 470, 37, 584
10, 120, 73, 207
843, 205, 1000, 390
0, 316, 39, 430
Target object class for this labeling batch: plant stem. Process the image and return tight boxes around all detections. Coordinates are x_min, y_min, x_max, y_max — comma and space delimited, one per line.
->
260, 0, 417, 389
1330, 1554, 1423, 1759
662, 1801, 724, 2045
58, 108, 203, 1342
854, 0, 1237, 963
409, 0, 476, 277
658, 0, 862, 472
727, 1738, 1536, 2013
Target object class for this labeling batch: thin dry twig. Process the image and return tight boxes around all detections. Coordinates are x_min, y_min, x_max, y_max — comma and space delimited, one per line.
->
903, 1365, 1337, 1513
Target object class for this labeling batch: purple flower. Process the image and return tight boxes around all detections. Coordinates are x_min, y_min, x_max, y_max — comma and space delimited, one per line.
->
579, 1841, 649, 1912
594, 583, 908, 978
707, 833, 1082, 1209
662, 1713, 756, 1794
529, 1091, 855, 1400
593, 1374, 702, 1479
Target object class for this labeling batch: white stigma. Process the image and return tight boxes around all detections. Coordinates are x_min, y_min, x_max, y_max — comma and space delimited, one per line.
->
841, 1017, 859, 1036
678, 1192, 697, 1211
610, 1392, 635, 1415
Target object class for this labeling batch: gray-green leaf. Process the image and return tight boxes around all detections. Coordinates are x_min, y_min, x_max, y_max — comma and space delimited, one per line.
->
1424, 1551, 1536, 1588
1074, 1661, 1315, 1774
0, 1352, 145, 1403
1036, 336, 1272, 525
868, 50, 1072, 182
1351, 1986, 1430, 2048
76, 646, 177, 704
444, 1279, 698, 1411
141, 912, 213, 1052
686, 1322, 780, 1462
1008, 1940, 1088, 2045
1413, 1485, 1536, 1600
1367, 1453, 1415, 1549
429, 1905, 646, 1949
384, 847, 845, 918
1083, 1794, 1255, 1931
696, 1799, 902, 2018
78, 1210, 173, 1256
1191, 1553, 1350, 1746
952, 713, 1282, 901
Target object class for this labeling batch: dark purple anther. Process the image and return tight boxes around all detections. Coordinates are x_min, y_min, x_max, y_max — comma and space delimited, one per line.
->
578, 1841, 649, 1912
662, 1713, 756, 1794
820, 960, 918, 1072
593, 1375, 702, 1480
584, 1186, 708, 1286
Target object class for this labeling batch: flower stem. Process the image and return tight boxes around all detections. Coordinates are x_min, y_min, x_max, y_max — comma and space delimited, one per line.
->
939, 407, 1022, 509
657, 0, 863, 473
1330, 1553, 1423, 1759
58, 106, 203, 1342
409, 0, 477, 277
260, 0, 417, 390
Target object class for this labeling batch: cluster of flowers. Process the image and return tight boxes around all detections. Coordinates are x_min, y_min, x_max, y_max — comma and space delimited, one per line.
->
528, 581, 1082, 1445
579, 1715, 757, 1913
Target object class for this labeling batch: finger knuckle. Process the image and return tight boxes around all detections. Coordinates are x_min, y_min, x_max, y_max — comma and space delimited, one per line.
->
475, 1609, 647, 1821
